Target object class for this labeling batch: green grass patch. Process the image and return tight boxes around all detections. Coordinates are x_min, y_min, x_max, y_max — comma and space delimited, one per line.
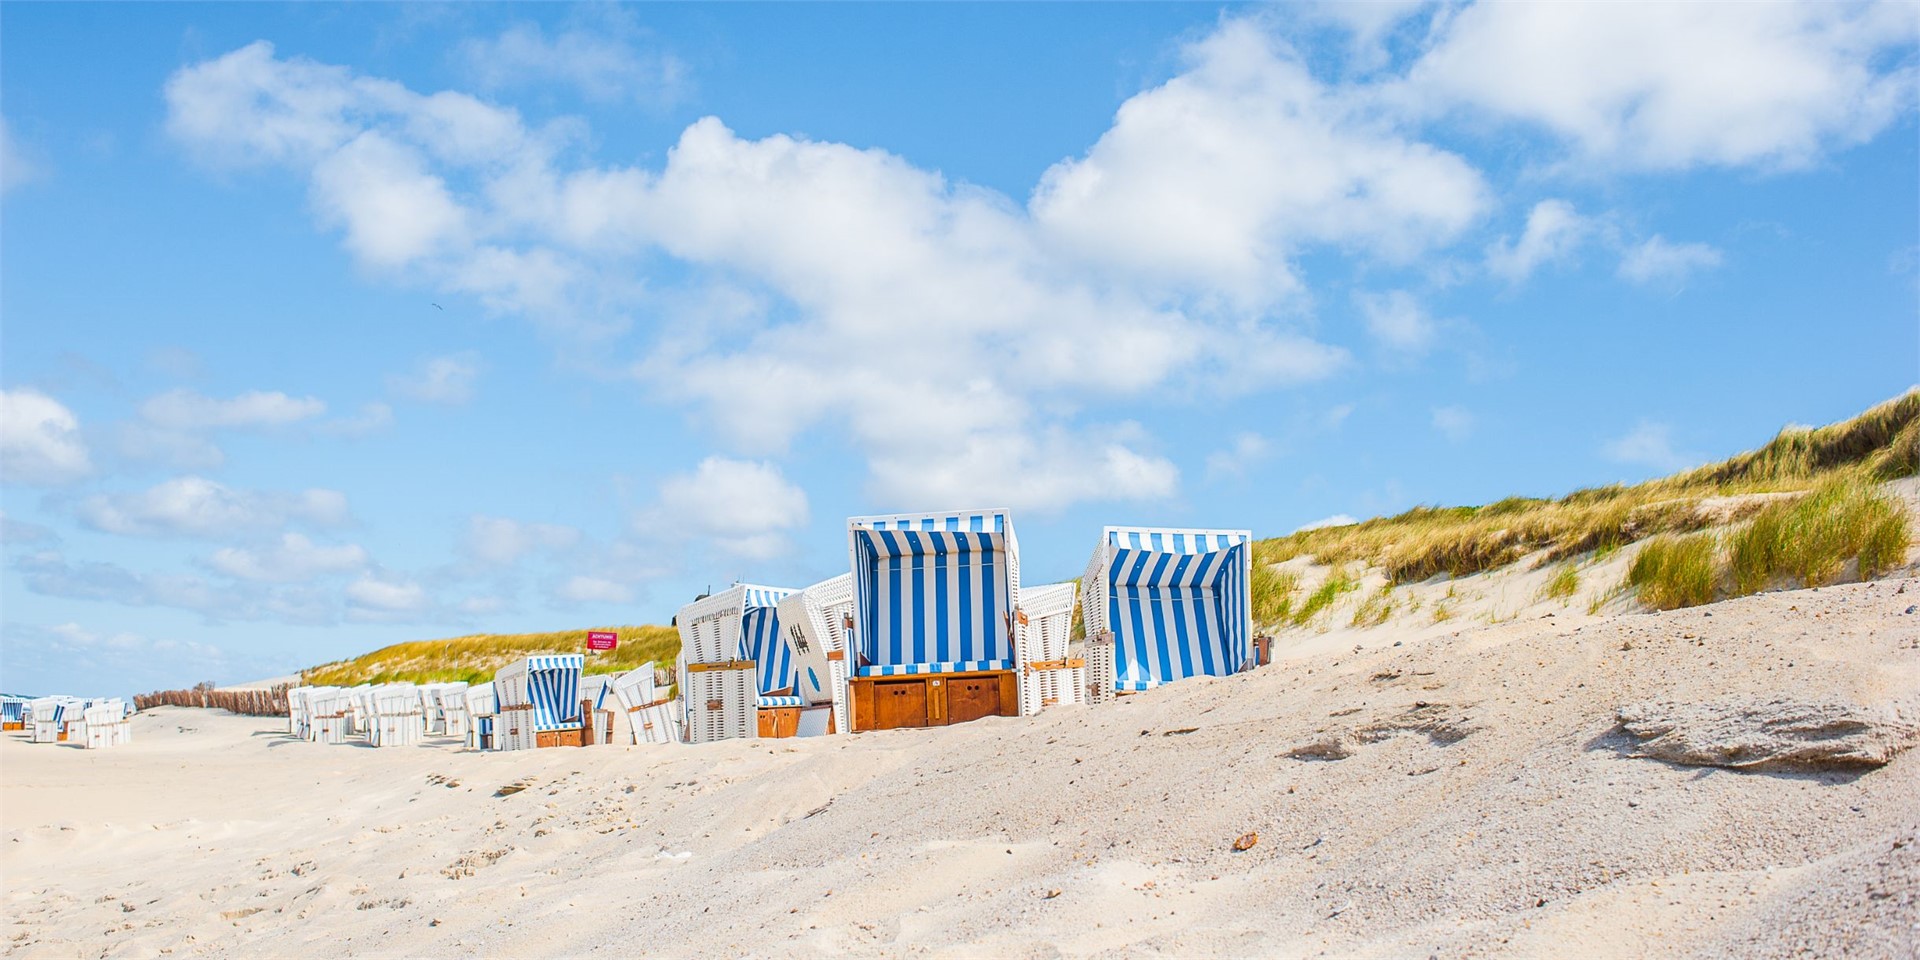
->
1291, 568, 1359, 626
1729, 475, 1912, 594
1627, 533, 1718, 610
1350, 584, 1396, 627
1250, 552, 1301, 627
1540, 564, 1580, 602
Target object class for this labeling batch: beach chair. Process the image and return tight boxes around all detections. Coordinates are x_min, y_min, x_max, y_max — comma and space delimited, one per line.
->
1081, 527, 1253, 702
676, 584, 799, 743
462, 682, 498, 750
81, 700, 127, 749
28, 697, 67, 743
370, 684, 426, 747
775, 574, 856, 736
0, 694, 28, 731
846, 509, 1042, 731
611, 665, 680, 745
308, 688, 354, 744
285, 687, 308, 738
433, 684, 472, 742
1018, 580, 1084, 714
493, 656, 584, 750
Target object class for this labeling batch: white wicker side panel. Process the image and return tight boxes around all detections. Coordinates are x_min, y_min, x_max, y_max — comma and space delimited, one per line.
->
1081, 542, 1114, 704
810, 576, 855, 735
683, 667, 754, 744
494, 668, 535, 752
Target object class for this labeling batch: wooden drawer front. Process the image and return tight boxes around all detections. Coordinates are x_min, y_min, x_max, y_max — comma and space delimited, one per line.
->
757, 707, 801, 739
875, 680, 930, 729
946, 676, 1000, 724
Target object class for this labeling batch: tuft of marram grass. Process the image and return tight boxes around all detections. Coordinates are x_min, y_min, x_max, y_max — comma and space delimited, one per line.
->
1729, 475, 1911, 594
1250, 554, 1301, 627
1350, 584, 1396, 627
1292, 568, 1359, 625
1541, 564, 1580, 602
1628, 533, 1719, 610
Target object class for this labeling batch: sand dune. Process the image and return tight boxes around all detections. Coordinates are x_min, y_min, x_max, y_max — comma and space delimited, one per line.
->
5, 575, 1916, 958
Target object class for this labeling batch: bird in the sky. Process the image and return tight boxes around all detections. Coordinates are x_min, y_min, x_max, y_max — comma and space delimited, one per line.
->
431, 303, 443, 310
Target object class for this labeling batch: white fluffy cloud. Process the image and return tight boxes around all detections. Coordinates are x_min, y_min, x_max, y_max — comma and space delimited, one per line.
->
1406, 1, 1918, 170
206, 533, 368, 583
1033, 19, 1489, 308
458, 19, 688, 105
77, 476, 350, 539
2, 115, 40, 193
555, 575, 634, 604
0, 388, 92, 486
1356, 290, 1439, 354
1604, 420, 1697, 472
1617, 235, 1725, 286
1486, 199, 1592, 283
1205, 432, 1273, 481
1293, 513, 1358, 533
139, 388, 326, 430
1431, 405, 1475, 441
345, 573, 428, 614
465, 515, 580, 565
389, 353, 482, 405
643, 456, 809, 560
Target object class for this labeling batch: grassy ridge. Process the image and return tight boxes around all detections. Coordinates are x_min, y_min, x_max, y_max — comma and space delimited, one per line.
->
301, 625, 680, 687
1253, 390, 1916, 596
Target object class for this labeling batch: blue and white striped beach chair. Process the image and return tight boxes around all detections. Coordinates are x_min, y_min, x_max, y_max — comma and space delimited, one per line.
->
676, 584, 798, 743
492, 656, 583, 750
1, 694, 30, 731
1081, 527, 1254, 702
847, 508, 1049, 730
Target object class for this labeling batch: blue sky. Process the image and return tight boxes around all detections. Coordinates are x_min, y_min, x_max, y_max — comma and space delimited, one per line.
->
3, 2, 1916, 697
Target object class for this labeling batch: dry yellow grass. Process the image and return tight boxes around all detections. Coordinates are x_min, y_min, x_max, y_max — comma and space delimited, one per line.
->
302, 625, 680, 687
1253, 390, 1916, 589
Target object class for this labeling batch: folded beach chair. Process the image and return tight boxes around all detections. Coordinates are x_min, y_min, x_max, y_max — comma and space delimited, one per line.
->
285, 686, 309, 738
610, 666, 680, 745
434, 683, 472, 742
676, 584, 799, 743
463, 682, 498, 750
775, 573, 856, 736
28, 697, 67, 743
308, 687, 354, 744
493, 655, 584, 750
1018, 580, 1084, 714
370, 684, 426, 747
81, 700, 128, 749
1081, 527, 1253, 702
846, 509, 1046, 731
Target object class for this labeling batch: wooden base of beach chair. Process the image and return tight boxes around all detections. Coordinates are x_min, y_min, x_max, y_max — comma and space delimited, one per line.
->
2, 721, 22, 731
849, 670, 1018, 732
535, 726, 586, 748
757, 707, 801, 738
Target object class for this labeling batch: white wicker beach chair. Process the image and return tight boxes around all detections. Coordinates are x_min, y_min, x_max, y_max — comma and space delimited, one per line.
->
1018, 580, 1083, 714
371, 684, 426, 747
845, 509, 1041, 730
463, 682, 498, 750
1081, 527, 1253, 702
28, 696, 68, 743
492, 656, 584, 750
307, 687, 354, 744
610, 666, 679, 745
676, 584, 798, 743
433, 683, 472, 741
775, 573, 856, 736
81, 700, 128, 749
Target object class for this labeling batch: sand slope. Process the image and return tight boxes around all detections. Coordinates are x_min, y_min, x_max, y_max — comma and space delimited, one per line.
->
5, 577, 1917, 958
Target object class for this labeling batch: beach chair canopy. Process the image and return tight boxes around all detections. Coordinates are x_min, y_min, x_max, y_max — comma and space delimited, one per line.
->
0, 694, 28, 724
464, 682, 497, 718
678, 584, 799, 696
1084, 527, 1252, 693
493, 655, 583, 732
848, 509, 1019, 676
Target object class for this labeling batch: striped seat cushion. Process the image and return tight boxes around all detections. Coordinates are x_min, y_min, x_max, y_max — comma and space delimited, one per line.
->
854, 660, 1014, 677
756, 695, 806, 708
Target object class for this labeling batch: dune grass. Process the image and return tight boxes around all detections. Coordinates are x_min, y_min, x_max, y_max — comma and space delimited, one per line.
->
302, 625, 680, 687
1248, 390, 1916, 594
1540, 564, 1581, 602
1627, 533, 1719, 610
1350, 584, 1396, 627
1290, 568, 1359, 626
1729, 476, 1910, 593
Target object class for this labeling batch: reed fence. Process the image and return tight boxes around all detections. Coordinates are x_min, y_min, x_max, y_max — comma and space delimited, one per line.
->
134, 683, 289, 716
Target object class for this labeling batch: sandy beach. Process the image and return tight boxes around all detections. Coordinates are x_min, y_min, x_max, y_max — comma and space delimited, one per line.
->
6, 572, 1915, 958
